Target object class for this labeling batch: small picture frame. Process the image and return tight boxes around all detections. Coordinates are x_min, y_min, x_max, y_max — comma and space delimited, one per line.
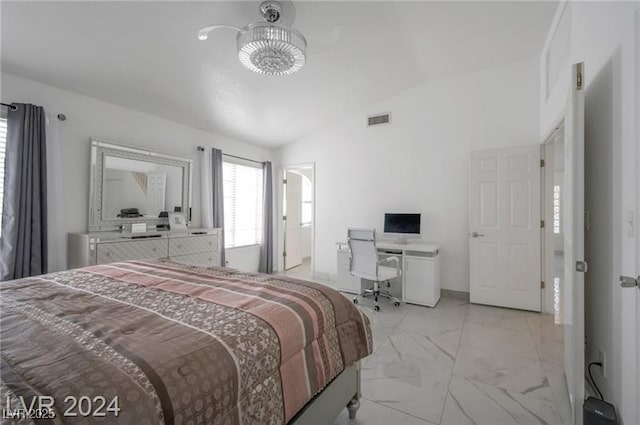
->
168, 212, 187, 230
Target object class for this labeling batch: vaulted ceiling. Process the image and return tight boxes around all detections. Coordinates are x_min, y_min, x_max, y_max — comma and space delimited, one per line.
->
1, 1, 557, 147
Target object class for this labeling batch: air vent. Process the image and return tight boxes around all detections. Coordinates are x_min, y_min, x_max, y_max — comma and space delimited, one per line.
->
367, 113, 391, 126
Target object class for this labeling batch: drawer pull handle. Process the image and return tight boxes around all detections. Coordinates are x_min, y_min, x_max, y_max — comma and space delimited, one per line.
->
106, 252, 111, 256
152, 248, 157, 252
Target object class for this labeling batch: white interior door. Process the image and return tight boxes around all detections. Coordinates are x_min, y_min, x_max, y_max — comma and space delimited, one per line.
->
635, 172, 640, 425
284, 171, 302, 270
636, 175, 640, 425
634, 12, 640, 423
469, 145, 541, 311
636, 13, 640, 422
563, 63, 585, 425
146, 172, 166, 216
103, 179, 122, 219
626, 12, 640, 424
636, 267, 640, 425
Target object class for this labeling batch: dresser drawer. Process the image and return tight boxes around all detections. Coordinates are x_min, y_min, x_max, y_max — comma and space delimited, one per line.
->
169, 235, 218, 257
95, 239, 168, 264
171, 253, 220, 268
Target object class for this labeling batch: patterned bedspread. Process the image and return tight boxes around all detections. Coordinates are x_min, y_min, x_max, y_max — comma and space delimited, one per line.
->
0, 260, 372, 424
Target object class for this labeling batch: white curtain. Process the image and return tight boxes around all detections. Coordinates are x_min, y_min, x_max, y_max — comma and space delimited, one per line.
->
200, 147, 214, 228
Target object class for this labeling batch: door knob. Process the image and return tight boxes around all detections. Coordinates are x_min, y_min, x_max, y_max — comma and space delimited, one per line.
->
619, 275, 639, 288
470, 232, 485, 238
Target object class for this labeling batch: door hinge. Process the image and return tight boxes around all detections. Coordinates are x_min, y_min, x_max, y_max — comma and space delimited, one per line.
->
283, 215, 287, 221
540, 220, 545, 228
619, 275, 639, 288
576, 64, 584, 91
541, 281, 545, 289
283, 178, 287, 184
576, 261, 588, 273
577, 73, 583, 90
283, 251, 287, 257
540, 159, 545, 167
584, 211, 590, 231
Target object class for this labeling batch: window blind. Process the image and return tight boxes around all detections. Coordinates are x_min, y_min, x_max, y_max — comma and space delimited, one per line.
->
0, 117, 6, 236
223, 161, 264, 248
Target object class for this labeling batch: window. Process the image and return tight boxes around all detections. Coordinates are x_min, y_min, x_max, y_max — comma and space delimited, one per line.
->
0, 116, 6, 237
301, 176, 312, 226
223, 161, 263, 248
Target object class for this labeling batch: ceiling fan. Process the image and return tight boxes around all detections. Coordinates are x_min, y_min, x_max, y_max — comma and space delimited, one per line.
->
198, 1, 307, 76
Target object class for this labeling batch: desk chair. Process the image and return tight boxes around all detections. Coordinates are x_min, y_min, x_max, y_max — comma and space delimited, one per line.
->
348, 228, 401, 311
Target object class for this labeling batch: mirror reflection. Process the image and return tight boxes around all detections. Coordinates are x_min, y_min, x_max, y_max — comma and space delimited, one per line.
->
102, 156, 184, 220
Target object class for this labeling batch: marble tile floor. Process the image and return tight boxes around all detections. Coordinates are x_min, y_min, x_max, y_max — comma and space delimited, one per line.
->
334, 295, 571, 425
276, 257, 313, 281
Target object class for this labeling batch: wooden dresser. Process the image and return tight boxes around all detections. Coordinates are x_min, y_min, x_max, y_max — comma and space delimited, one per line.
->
68, 228, 222, 269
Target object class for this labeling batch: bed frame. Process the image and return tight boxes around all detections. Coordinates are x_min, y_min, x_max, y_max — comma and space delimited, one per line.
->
289, 362, 361, 424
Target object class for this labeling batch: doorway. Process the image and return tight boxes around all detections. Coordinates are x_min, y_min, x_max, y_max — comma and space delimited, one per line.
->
281, 164, 314, 280
542, 125, 565, 321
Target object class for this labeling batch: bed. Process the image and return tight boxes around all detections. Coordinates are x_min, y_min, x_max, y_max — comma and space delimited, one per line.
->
0, 260, 372, 424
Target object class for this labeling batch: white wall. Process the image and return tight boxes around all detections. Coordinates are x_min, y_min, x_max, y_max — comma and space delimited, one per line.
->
226, 245, 261, 272
273, 58, 540, 292
1, 72, 271, 272
540, 2, 638, 424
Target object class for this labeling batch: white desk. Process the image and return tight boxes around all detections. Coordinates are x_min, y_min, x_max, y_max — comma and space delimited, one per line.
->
336, 240, 441, 307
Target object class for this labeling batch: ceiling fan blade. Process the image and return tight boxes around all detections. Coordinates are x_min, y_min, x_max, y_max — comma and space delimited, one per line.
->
197, 25, 240, 41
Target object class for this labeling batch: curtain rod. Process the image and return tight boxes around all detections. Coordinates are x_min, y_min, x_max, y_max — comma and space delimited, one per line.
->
1, 102, 17, 111
0, 103, 67, 121
197, 146, 264, 165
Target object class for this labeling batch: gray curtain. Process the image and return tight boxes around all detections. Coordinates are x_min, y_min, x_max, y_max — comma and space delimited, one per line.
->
211, 148, 226, 266
0, 103, 48, 281
259, 161, 273, 273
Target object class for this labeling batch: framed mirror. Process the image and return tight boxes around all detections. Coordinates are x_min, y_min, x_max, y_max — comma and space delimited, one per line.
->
89, 139, 193, 231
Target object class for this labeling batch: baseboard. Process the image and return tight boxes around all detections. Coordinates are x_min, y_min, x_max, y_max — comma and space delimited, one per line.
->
441, 289, 470, 302
311, 272, 337, 282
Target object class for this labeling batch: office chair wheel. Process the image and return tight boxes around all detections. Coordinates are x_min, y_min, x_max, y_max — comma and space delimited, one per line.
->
374, 305, 380, 312
353, 298, 358, 304
394, 301, 400, 306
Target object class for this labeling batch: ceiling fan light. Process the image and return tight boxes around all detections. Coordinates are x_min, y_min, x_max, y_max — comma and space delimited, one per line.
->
237, 23, 306, 75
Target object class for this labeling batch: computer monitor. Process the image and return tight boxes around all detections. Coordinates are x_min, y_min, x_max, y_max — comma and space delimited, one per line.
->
383, 213, 421, 243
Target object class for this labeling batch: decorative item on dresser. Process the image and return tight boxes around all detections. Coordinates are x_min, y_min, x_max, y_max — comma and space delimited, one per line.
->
67, 228, 222, 269
168, 211, 187, 229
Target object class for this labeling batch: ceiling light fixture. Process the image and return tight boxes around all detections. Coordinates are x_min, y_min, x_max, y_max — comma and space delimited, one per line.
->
198, 1, 307, 76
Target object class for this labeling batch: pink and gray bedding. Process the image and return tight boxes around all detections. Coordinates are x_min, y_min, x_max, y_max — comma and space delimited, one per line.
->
1, 260, 372, 424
